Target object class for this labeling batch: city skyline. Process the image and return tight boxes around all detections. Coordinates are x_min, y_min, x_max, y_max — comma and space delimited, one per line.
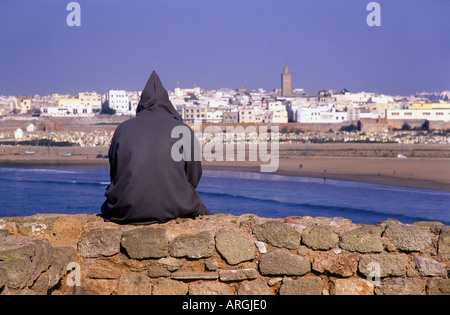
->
1, 0, 449, 96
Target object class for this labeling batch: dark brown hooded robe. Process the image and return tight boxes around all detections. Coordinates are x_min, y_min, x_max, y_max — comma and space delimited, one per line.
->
101, 71, 210, 224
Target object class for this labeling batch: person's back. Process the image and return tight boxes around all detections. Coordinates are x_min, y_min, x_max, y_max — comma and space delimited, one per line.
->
101, 71, 209, 224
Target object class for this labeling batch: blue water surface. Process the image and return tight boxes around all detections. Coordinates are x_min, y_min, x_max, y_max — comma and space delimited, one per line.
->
0, 167, 448, 225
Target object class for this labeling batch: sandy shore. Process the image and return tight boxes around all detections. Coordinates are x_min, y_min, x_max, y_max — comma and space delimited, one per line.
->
203, 157, 450, 192
0, 144, 449, 192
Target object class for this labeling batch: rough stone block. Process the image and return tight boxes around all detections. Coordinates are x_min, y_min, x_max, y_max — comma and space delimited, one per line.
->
80, 278, 117, 295
153, 278, 188, 295
78, 228, 122, 258
169, 231, 215, 259
188, 281, 234, 295
0, 236, 53, 289
113, 273, 152, 295
0, 258, 32, 290
259, 249, 310, 276
157, 257, 183, 271
219, 269, 258, 282
215, 229, 255, 265
329, 278, 374, 295
426, 279, 450, 295
279, 277, 323, 295
339, 225, 383, 253
237, 279, 274, 295
414, 256, 446, 277
383, 223, 432, 252
147, 266, 171, 278
375, 277, 426, 295
121, 228, 168, 259
438, 227, 450, 254
84, 260, 123, 280
0, 236, 37, 261
311, 251, 359, 277
359, 254, 409, 277
253, 221, 300, 249
301, 225, 339, 250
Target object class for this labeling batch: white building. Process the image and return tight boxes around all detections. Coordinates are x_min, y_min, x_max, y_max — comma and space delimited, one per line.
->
40, 104, 94, 117
338, 92, 374, 105
386, 109, 450, 122
254, 108, 272, 123
206, 109, 224, 123
239, 106, 256, 123
78, 92, 102, 110
239, 106, 273, 123
0, 96, 16, 116
108, 90, 129, 115
347, 107, 379, 121
297, 106, 347, 123
174, 87, 201, 97
370, 95, 395, 103
268, 101, 288, 123
222, 109, 239, 123
127, 91, 141, 116
183, 105, 207, 122
271, 109, 288, 123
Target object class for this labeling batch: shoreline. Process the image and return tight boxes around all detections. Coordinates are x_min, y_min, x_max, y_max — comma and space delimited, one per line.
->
203, 163, 450, 193
1, 154, 449, 193
0, 159, 109, 168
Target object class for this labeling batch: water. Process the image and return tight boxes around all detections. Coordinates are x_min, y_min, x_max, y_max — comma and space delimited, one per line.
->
0, 167, 449, 225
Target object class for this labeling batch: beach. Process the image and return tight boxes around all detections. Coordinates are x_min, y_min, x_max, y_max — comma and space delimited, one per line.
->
0, 143, 449, 192
205, 157, 450, 192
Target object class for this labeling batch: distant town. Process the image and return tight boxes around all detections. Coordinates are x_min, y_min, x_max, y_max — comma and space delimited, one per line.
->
0, 66, 449, 147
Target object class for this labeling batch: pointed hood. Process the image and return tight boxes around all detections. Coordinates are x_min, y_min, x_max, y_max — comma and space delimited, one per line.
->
136, 71, 183, 121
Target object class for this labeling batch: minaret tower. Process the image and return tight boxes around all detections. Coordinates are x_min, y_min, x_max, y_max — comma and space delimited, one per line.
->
281, 64, 292, 97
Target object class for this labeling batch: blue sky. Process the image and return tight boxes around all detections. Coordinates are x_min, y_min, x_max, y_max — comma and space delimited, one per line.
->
1, 0, 449, 96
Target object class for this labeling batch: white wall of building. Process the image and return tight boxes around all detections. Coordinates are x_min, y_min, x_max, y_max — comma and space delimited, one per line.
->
108, 90, 129, 115
297, 107, 347, 123
40, 104, 94, 117
387, 109, 450, 122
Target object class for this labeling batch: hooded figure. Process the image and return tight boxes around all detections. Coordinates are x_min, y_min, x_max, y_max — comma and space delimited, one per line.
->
101, 71, 210, 224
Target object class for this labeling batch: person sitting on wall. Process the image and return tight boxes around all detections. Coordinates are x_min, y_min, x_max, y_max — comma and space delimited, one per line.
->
101, 71, 210, 224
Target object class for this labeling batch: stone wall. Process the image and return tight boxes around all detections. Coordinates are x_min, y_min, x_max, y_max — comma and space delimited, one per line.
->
0, 213, 449, 295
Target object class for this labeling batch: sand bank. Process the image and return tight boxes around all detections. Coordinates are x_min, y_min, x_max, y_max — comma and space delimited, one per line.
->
203, 157, 450, 192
